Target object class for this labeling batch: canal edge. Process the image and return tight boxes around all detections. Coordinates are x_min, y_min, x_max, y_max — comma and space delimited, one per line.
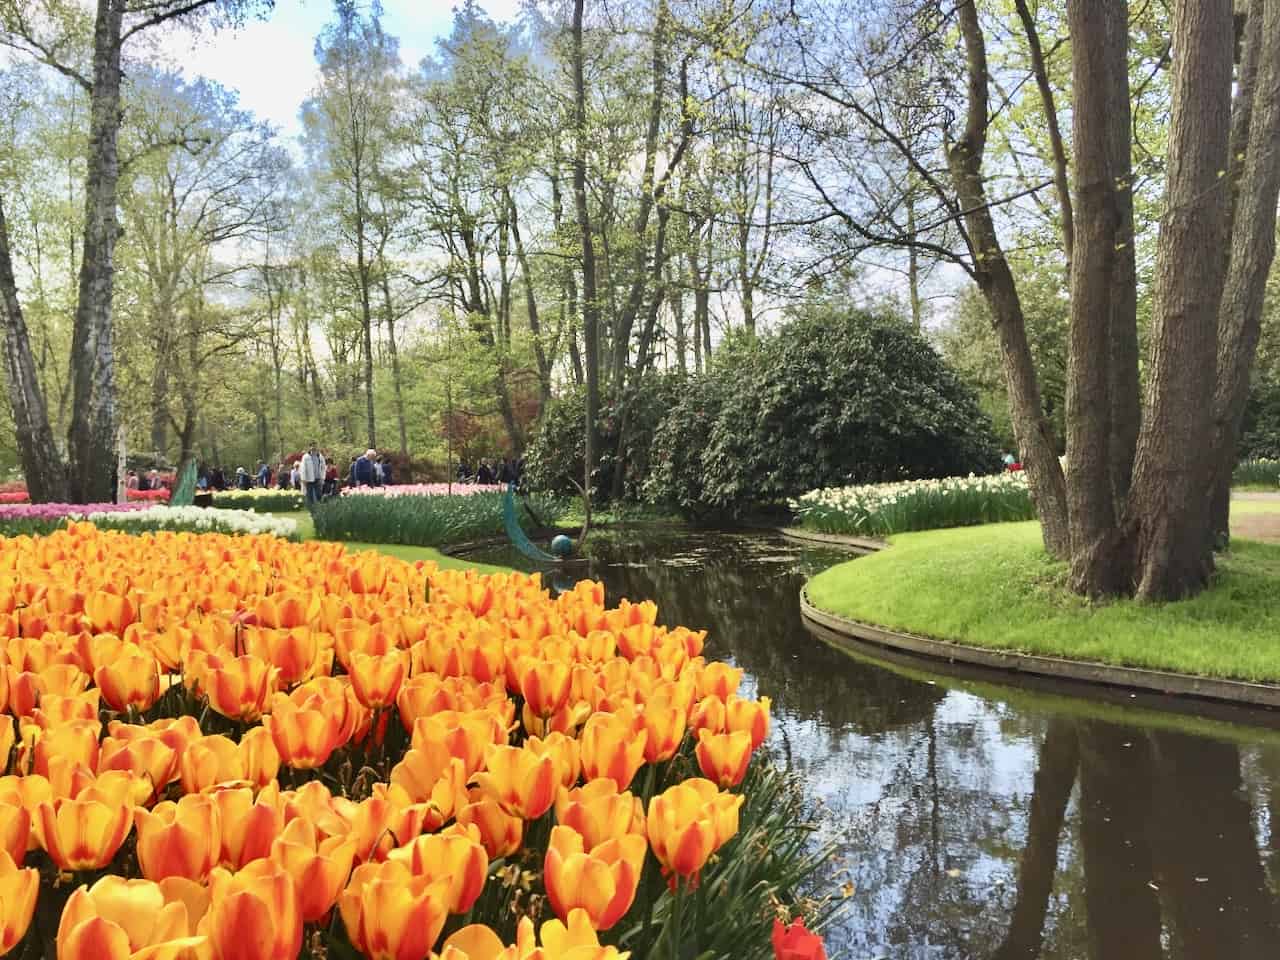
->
797, 587, 1280, 710
777, 527, 888, 553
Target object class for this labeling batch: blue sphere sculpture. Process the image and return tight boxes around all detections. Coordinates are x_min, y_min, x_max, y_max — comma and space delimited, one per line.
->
550, 534, 574, 558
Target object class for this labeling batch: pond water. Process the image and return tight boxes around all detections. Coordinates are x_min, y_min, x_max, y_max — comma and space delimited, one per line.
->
465, 529, 1280, 960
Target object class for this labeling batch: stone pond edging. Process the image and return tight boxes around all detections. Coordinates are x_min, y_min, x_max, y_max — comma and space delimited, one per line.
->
798, 585, 1280, 710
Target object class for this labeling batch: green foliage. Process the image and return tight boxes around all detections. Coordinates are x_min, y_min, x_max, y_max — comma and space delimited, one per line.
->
311, 491, 566, 547
1240, 381, 1280, 462
523, 374, 688, 502
211, 490, 307, 512
616, 759, 844, 960
644, 309, 1003, 516
1232, 458, 1280, 488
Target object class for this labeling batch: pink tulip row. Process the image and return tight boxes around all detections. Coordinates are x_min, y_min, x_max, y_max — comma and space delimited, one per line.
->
0, 502, 149, 521
341, 484, 507, 498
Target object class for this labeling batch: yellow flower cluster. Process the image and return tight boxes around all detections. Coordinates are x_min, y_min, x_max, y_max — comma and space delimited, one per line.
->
0, 523, 772, 959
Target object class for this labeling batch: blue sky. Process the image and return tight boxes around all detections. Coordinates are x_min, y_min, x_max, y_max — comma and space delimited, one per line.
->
154, 0, 523, 137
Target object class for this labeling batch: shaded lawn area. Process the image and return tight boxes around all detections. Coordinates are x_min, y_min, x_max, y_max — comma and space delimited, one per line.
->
805, 521, 1280, 683
275, 511, 511, 575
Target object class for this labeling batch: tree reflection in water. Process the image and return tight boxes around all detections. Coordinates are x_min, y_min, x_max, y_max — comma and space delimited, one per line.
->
466, 530, 1280, 959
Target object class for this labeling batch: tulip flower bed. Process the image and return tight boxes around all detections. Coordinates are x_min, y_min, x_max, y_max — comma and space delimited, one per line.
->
343, 484, 507, 498
87, 506, 300, 540
127, 488, 172, 503
212, 489, 307, 512
0, 523, 833, 959
792, 471, 1035, 536
313, 490, 567, 549
0, 503, 148, 538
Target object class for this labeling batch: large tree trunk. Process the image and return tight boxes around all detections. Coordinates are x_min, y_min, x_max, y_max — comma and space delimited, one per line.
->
0, 197, 66, 502
1210, 0, 1280, 544
949, 0, 1069, 559
572, 0, 601, 498
1125, 0, 1235, 600
67, 0, 125, 504
1065, 0, 1137, 596
379, 270, 408, 455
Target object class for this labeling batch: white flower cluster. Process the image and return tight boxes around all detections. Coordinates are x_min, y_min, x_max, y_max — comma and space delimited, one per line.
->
791, 470, 1034, 535
85, 505, 299, 540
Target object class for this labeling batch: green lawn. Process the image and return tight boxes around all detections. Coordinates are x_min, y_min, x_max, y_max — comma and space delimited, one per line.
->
274, 511, 511, 575
806, 521, 1280, 683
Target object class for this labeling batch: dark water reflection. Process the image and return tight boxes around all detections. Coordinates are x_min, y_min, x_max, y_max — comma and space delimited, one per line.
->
465, 530, 1280, 960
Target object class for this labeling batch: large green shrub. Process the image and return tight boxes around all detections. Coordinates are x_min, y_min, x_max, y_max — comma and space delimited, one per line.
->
644, 309, 1003, 516
523, 374, 688, 502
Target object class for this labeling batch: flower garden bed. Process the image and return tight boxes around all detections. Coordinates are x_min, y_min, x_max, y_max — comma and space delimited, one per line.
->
791, 472, 1035, 536
0, 523, 832, 959
1233, 458, 1280, 489
89, 506, 300, 540
211, 489, 308, 513
313, 491, 566, 549
0, 503, 148, 537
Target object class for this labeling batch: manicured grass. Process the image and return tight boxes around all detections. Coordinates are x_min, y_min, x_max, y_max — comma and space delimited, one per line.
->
806, 521, 1280, 683
275, 511, 511, 574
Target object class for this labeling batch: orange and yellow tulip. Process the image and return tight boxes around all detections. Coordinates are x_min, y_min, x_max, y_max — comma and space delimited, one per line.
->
269, 817, 357, 923
525, 732, 581, 790
37, 794, 133, 871
33, 720, 100, 780
94, 644, 160, 713
544, 825, 645, 931
471, 745, 557, 821
57, 875, 205, 960
695, 729, 753, 789
695, 662, 742, 702
83, 591, 137, 635
410, 710, 505, 778
554, 780, 645, 853
210, 787, 284, 871
349, 649, 409, 710
456, 788, 523, 859
0, 799, 28, 866
516, 656, 572, 719
725, 695, 770, 750
634, 687, 688, 765
579, 710, 647, 792
134, 794, 221, 882
389, 744, 468, 816
386, 824, 489, 914
202, 858, 302, 960
263, 691, 344, 770
0, 851, 36, 954
98, 737, 179, 802
688, 695, 727, 735
244, 626, 325, 686
339, 859, 451, 960
201, 654, 278, 723
646, 778, 743, 888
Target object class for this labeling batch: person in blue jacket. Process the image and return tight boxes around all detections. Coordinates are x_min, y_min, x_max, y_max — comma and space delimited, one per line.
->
352, 449, 376, 486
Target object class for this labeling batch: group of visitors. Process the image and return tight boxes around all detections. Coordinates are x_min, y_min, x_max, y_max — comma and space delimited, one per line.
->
124, 469, 169, 491
457, 457, 521, 485
193, 446, 401, 506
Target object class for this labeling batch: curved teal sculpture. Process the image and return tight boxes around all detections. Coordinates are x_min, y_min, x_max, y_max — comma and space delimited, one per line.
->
504, 483, 559, 563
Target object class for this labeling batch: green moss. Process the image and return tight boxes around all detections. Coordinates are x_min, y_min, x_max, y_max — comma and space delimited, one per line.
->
806, 521, 1280, 683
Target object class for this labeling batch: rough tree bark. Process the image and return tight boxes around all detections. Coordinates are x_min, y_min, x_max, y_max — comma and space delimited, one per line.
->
1210, 0, 1280, 544
0, 196, 66, 502
66, 0, 125, 504
949, 0, 1070, 559
1065, 0, 1137, 596
1125, 0, 1235, 599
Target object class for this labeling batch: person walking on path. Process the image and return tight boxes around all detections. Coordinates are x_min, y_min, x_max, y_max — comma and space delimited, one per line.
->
301, 445, 326, 506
